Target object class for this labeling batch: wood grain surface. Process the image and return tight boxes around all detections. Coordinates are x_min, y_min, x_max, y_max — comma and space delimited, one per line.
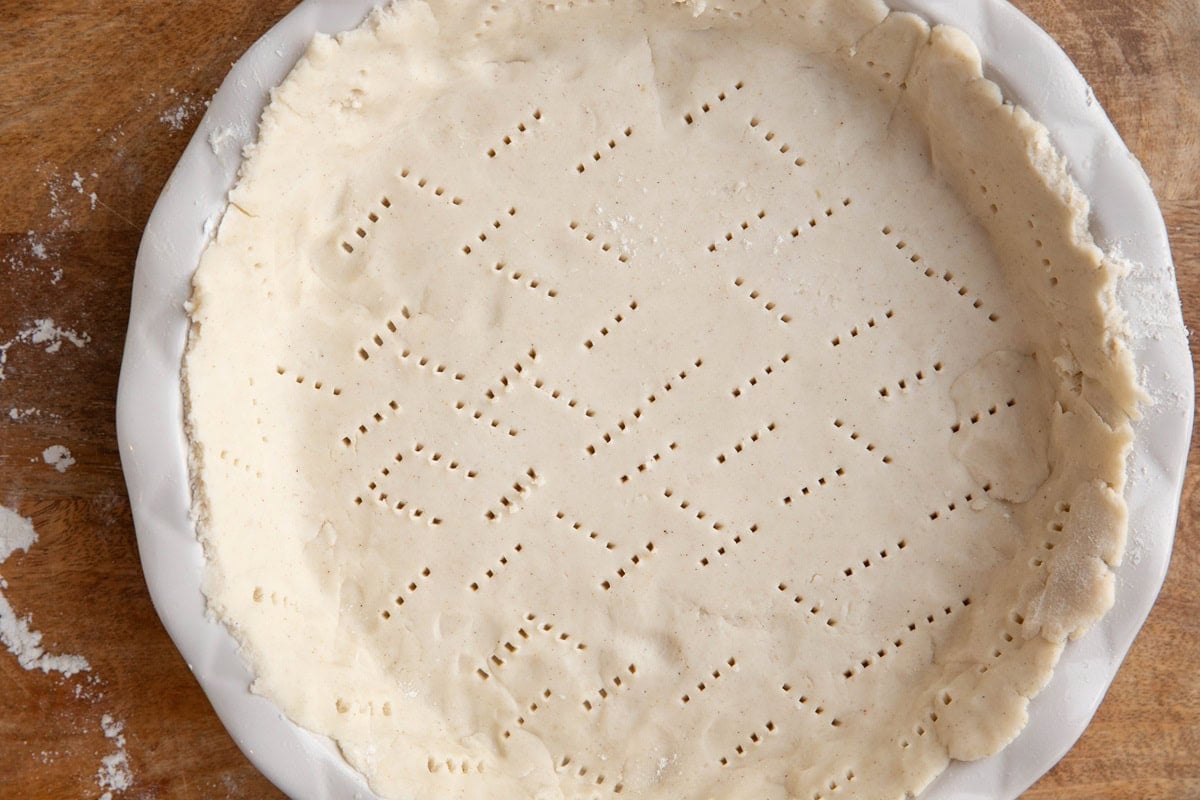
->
0, 2, 1196, 798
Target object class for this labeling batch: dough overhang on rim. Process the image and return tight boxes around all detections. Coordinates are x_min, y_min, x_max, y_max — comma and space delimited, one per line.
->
182, 0, 1140, 797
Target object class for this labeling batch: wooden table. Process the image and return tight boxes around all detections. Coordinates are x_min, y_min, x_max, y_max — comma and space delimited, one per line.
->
0, 2, 1195, 797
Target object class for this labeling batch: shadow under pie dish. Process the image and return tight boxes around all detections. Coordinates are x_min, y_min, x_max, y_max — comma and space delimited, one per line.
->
118, 0, 1192, 799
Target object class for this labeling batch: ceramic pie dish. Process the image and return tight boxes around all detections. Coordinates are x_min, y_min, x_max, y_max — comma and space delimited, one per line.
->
117, 1, 1192, 798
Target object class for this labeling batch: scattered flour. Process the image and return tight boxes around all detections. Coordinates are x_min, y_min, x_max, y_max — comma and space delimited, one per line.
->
159, 91, 200, 131
23, 318, 90, 353
0, 506, 90, 677
0, 507, 35, 561
70, 170, 100, 211
159, 104, 192, 131
5, 158, 134, 798
26, 232, 48, 261
42, 445, 76, 473
5, 166, 102, 283
74, 674, 106, 702
23, 170, 73, 278
0, 317, 90, 381
207, 122, 251, 160
96, 714, 133, 799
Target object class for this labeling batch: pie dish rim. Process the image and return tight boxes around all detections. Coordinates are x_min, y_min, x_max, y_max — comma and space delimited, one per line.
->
116, 1, 1193, 797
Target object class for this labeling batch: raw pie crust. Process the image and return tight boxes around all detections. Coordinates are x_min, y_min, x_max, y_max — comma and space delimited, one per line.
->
183, 0, 1140, 797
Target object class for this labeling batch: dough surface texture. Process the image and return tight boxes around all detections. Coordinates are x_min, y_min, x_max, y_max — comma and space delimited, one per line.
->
184, 1, 1139, 797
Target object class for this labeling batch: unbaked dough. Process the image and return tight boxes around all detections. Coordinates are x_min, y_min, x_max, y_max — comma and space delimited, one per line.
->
184, 0, 1139, 797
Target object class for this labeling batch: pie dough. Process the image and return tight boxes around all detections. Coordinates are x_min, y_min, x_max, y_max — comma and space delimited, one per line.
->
183, 0, 1140, 797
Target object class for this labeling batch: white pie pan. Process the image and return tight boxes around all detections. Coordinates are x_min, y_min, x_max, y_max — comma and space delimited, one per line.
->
116, 1, 1192, 798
